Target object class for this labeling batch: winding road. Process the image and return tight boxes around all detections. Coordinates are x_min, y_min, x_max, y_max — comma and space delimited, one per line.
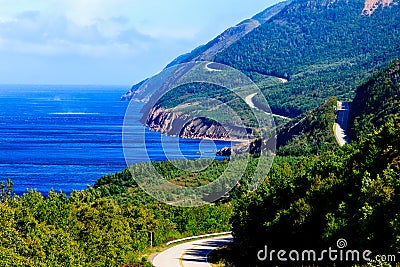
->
277, 77, 288, 83
244, 92, 290, 121
205, 62, 223, 72
152, 235, 233, 267
334, 101, 351, 146
245, 93, 258, 109
205, 62, 290, 121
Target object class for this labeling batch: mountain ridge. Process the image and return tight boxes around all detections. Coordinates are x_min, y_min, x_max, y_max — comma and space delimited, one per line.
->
166, 1, 292, 67
124, 0, 400, 143
121, 1, 291, 101
215, 0, 400, 116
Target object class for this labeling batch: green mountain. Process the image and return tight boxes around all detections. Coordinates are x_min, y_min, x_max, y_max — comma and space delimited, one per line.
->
276, 97, 338, 156
276, 59, 400, 156
229, 60, 400, 266
349, 58, 400, 140
121, 1, 291, 101
216, 0, 400, 116
125, 0, 400, 121
165, 1, 291, 67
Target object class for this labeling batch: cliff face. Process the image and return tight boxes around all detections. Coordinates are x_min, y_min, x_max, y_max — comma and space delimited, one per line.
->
362, 0, 397, 15
145, 106, 253, 141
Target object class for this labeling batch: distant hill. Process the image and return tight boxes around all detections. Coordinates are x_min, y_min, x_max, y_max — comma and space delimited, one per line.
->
121, 1, 291, 100
165, 1, 292, 66
123, 0, 400, 143
125, 0, 399, 118
349, 58, 400, 140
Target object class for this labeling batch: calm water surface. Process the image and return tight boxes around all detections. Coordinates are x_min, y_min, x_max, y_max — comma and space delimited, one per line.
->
0, 85, 232, 195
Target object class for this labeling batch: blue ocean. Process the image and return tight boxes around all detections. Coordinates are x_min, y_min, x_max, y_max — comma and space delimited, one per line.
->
0, 85, 232, 195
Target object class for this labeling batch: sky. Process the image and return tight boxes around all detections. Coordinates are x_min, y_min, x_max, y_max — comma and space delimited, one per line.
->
0, 0, 280, 85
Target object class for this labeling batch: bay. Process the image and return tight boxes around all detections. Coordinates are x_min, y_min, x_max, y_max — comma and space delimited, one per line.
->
0, 85, 232, 195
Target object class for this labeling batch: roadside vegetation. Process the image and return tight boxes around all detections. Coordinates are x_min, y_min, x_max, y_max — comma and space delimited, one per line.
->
0, 59, 398, 267
215, 59, 400, 266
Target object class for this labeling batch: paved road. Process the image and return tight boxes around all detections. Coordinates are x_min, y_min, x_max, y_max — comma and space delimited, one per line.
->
205, 62, 222, 72
152, 235, 233, 267
245, 93, 258, 109
334, 101, 351, 146
205, 65, 290, 121
277, 77, 288, 83
245, 93, 290, 121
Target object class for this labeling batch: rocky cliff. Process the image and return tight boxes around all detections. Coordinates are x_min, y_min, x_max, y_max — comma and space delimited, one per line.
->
145, 106, 253, 141
127, 0, 400, 143
362, 0, 398, 15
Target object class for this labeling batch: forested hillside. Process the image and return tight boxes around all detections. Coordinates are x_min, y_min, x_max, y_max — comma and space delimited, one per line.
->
0, 177, 233, 266
226, 60, 400, 265
216, 0, 400, 116
230, 117, 400, 265
276, 59, 400, 156
124, 0, 400, 145
165, 1, 291, 67
276, 97, 337, 156
349, 59, 400, 140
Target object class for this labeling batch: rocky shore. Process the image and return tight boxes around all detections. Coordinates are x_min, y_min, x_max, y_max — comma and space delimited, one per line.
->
144, 106, 254, 142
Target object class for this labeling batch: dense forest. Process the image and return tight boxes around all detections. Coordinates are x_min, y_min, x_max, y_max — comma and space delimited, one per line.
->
230, 117, 399, 265
349, 59, 400, 140
1, 60, 399, 266
0, 179, 233, 266
276, 97, 338, 156
215, 0, 400, 116
0, 156, 269, 265
225, 59, 400, 266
